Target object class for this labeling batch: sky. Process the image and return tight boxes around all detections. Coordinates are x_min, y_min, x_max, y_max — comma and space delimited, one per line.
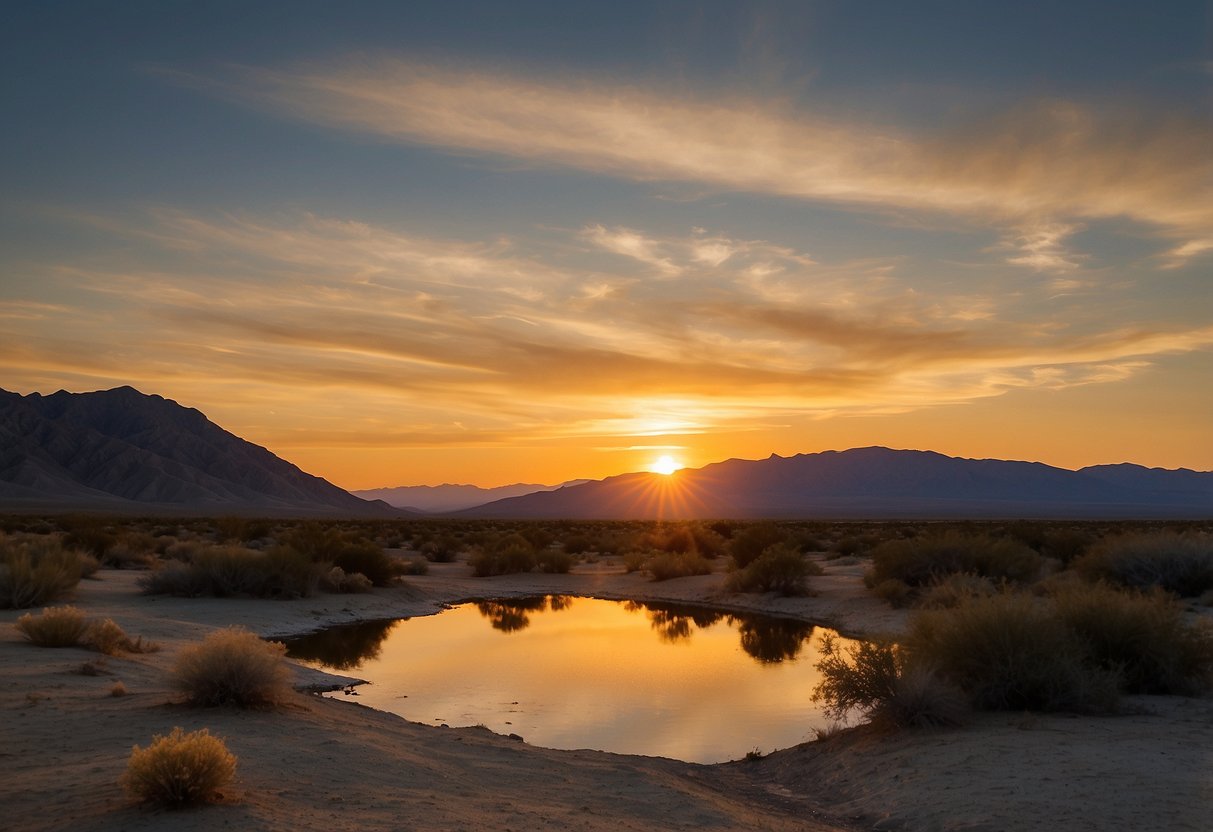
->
2, 1, 1211, 488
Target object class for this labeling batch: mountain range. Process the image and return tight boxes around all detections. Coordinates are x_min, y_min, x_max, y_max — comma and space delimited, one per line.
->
0, 387, 397, 516
353, 481, 591, 513
1, 386, 1209, 519
458, 447, 1213, 519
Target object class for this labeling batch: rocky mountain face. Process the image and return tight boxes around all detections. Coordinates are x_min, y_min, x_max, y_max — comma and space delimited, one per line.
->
0, 386, 397, 516
461, 447, 1213, 519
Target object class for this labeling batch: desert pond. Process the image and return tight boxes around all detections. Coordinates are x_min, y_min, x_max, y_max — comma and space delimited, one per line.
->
286, 596, 859, 763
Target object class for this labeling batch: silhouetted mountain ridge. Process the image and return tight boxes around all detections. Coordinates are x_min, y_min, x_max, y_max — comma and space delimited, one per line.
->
461, 447, 1212, 519
353, 480, 592, 513
0, 387, 398, 516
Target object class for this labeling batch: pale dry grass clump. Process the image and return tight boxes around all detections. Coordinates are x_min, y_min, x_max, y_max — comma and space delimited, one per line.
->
122, 727, 236, 807
0, 536, 87, 609
16, 605, 89, 646
84, 617, 159, 656
171, 627, 292, 707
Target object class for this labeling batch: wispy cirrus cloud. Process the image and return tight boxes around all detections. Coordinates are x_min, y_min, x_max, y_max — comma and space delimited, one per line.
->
6, 209, 1212, 453
184, 59, 1213, 270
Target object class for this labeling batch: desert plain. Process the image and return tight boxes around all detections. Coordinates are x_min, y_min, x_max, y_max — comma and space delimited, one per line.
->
3, 539, 1211, 832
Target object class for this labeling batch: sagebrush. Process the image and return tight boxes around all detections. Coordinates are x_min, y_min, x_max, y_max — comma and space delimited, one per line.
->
171, 627, 292, 707
122, 727, 236, 807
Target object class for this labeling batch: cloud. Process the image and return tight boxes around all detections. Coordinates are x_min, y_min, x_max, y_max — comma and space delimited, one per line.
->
195, 60, 1213, 266
6, 209, 1213, 455
999, 222, 1085, 272
582, 225, 681, 276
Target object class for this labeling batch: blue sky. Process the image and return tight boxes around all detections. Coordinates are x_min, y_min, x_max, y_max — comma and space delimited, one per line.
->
2, 1, 1211, 487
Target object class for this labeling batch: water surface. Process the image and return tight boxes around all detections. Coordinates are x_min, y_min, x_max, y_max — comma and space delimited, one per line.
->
286, 596, 857, 763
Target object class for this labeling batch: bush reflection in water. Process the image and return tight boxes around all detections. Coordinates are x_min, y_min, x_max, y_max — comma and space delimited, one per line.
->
287, 596, 815, 668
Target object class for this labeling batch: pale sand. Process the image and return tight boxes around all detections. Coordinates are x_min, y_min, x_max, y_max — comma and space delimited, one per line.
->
2, 557, 1209, 831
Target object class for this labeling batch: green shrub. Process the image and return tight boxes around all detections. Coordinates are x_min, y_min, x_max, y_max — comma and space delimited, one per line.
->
0, 536, 86, 609
869, 532, 1042, 588
727, 544, 820, 596
1074, 532, 1213, 597
139, 544, 324, 599
907, 593, 1119, 712
16, 605, 88, 646
138, 560, 212, 597
122, 727, 236, 807
469, 544, 537, 577
1052, 583, 1213, 695
329, 540, 396, 587
171, 627, 292, 708
729, 524, 787, 569
647, 550, 713, 581
812, 634, 969, 728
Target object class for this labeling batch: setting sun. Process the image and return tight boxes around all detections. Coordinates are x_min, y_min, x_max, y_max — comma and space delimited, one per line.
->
650, 455, 684, 476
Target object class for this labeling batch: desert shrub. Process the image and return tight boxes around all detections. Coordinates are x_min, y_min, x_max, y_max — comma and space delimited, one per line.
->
652, 526, 697, 555
319, 566, 373, 593
469, 544, 536, 577
562, 535, 594, 555
0, 536, 87, 609
868, 532, 1042, 588
16, 605, 89, 646
730, 524, 787, 569
872, 578, 913, 608
1042, 528, 1094, 565
1074, 532, 1213, 597
122, 727, 237, 807
535, 549, 573, 574
419, 536, 460, 562
164, 539, 207, 562
727, 544, 820, 596
812, 634, 968, 728
62, 524, 116, 560
917, 573, 998, 609
139, 545, 323, 599
396, 557, 430, 576
647, 550, 713, 581
84, 617, 159, 656
832, 536, 866, 558
257, 545, 325, 597
622, 550, 648, 573
139, 560, 212, 597
1052, 583, 1213, 695
171, 627, 292, 708
105, 532, 158, 568
329, 540, 395, 587
907, 593, 1118, 712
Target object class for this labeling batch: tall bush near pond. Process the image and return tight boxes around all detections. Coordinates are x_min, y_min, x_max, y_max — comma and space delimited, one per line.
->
171, 627, 292, 708
867, 532, 1042, 588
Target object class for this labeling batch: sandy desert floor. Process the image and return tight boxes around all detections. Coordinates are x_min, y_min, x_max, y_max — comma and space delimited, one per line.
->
2, 557, 1210, 832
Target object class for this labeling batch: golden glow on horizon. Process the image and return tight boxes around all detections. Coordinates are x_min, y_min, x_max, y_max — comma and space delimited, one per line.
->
649, 454, 684, 476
